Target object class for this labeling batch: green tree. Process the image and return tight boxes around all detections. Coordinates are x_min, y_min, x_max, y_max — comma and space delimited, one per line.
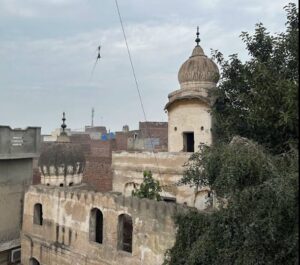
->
212, 3, 298, 154
170, 140, 298, 265
168, 3, 299, 265
132, 170, 162, 201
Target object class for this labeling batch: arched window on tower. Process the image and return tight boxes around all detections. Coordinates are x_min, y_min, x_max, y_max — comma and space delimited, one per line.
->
89, 208, 103, 244
29, 258, 40, 265
33, 203, 43, 226
118, 214, 133, 253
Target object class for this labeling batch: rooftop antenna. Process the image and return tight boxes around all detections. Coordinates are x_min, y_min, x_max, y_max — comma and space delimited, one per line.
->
91, 107, 95, 127
195, 26, 201, 46
89, 45, 101, 81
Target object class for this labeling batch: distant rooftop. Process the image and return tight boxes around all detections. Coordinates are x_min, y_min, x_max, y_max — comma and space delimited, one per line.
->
0, 126, 41, 159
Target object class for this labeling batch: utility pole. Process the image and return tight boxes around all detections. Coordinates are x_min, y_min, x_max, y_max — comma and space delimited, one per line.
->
91, 107, 94, 127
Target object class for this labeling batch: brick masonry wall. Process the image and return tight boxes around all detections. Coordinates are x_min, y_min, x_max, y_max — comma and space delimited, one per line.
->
38, 135, 114, 192
115, 132, 129, 151
139, 122, 168, 149
81, 139, 114, 192
32, 158, 41, 185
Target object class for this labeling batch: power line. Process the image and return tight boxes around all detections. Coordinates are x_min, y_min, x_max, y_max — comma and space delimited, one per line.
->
114, 0, 166, 194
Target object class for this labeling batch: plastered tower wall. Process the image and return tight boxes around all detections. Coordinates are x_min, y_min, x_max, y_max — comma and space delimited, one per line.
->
21, 185, 188, 265
167, 99, 212, 152
165, 38, 219, 152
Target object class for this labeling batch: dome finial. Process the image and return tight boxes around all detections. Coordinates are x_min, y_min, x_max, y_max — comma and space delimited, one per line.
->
61, 112, 67, 135
195, 26, 200, 46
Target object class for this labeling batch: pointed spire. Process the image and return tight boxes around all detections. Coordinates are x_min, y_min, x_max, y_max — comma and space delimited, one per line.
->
57, 112, 70, 142
61, 112, 67, 135
195, 26, 200, 46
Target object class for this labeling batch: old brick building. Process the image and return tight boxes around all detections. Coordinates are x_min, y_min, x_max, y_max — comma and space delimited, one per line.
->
20, 30, 219, 265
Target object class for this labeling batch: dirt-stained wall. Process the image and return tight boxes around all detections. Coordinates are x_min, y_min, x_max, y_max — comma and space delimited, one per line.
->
21, 185, 187, 265
167, 100, 212, 152
112, 151, 203, 207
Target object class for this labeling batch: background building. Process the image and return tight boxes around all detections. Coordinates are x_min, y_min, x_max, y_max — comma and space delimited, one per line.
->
0, 126, 40, 265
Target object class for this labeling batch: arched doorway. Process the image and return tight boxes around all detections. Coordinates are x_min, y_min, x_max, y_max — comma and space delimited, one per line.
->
118, 214, 133, 253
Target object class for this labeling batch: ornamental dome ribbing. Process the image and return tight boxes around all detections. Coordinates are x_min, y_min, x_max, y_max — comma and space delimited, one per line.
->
178, 44, 220, 85
38, 143, 85, 177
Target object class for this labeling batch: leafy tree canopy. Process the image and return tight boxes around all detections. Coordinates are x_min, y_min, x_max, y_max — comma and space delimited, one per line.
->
211, 3, 298, 154
169, 3, 299, 265
132, 170, 162, 201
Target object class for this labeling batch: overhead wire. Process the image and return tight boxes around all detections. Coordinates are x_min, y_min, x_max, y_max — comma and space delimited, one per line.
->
114, 0, 167, 196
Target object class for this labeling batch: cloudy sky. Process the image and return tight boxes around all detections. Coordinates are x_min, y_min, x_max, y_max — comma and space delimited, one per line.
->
0, 0, 297, 134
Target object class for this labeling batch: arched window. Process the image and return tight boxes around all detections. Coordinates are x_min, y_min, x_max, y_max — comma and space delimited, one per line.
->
118, 214, 133, 253
29, 257, 40, 265
89, 208, 103, 244
33, 203, 43, 225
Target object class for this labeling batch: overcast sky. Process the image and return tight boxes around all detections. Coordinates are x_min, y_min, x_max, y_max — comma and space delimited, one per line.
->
0, 0, 297, 134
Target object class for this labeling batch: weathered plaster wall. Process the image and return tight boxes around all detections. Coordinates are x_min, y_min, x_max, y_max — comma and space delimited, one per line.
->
21, 185, 187, 265
112, 151, 205, 207
167, 100, 212, 152
0, 126, 40, 261
0, 126, 41, 159
41, 174, 83, 186
0, 159, 32, 250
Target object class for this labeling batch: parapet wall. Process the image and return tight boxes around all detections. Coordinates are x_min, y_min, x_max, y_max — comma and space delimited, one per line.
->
112, 151, 198, 205
21, 185, 189, 265
0, 126, 41, 159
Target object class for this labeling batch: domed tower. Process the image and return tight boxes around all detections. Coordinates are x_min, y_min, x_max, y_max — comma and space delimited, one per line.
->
165, 28, 219, 152
38, 113, 85, 186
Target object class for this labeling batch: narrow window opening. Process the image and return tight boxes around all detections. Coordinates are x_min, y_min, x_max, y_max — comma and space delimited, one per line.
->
33, 203, 43, 226
59, 183, 64, 187
183, 132, 194, 152
118, 214, 133, 253
69, 182, 73, 186
89, 208, 103, 244
201, 126, 204, 131
162, 197, 176, 203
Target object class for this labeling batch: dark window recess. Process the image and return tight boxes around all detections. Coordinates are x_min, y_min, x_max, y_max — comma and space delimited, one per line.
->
33, 203, 43, 226
89, 208, 103, 244
59, 183, 64, 187
183, 132, 194, 152
69, 182, 74, 186
118, 214, 133, 253
162, 197, 176, 203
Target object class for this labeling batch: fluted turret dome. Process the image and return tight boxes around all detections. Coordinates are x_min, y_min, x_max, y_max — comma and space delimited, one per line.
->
178, 43, 219, 85
38, 143, 85, 177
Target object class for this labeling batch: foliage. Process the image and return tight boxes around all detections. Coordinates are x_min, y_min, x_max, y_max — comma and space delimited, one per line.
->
168, 3, 299, 265
211, 3, 298, 154
169, 142, 298, 265
132, 170, 162, 201
180, 137, 277, 198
